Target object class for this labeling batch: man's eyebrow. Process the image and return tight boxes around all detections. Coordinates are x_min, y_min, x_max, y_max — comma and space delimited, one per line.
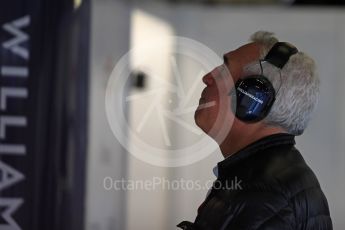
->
223, 55, 228, 65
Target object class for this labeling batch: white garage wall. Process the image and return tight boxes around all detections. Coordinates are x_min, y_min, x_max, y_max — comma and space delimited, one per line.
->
88, 1, 345, 229
85, 1, 130, 230
129, 3, 345, 230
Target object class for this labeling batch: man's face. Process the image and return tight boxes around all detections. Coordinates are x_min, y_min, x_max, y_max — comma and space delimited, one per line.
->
194, 42, 261, 136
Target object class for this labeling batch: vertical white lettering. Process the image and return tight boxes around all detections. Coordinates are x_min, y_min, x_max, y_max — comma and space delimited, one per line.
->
0, 144, 25, 155
0, 87, 28, 110
2, 15, 30, 60
0, 198, 24, 230
0, 116, 27, 139
0, 161, 25, 191
1, 66, 28, 78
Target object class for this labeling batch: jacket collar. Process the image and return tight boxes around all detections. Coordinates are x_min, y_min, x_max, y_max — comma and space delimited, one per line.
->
217, 133, 295, 178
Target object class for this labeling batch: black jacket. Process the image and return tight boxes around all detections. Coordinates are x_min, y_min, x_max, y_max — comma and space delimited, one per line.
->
178, 134, 332, 230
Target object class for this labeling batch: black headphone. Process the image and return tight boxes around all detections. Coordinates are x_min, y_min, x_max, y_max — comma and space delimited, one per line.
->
231, 42, 298, 122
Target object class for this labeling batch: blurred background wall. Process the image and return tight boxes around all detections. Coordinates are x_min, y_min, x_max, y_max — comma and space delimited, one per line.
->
85, 1, 130, 229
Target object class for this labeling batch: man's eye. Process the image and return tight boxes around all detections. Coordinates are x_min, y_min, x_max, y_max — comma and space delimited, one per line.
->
219, 64, 229, 74
217, 64, 225, 72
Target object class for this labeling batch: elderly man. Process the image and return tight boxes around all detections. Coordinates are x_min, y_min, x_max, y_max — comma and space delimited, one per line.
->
178, 31, 332, 230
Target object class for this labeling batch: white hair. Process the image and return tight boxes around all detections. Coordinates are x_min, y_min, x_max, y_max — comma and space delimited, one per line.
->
244, 31, 320, 135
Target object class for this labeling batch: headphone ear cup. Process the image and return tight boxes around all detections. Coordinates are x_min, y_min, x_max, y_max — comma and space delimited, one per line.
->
233, 76, 275, 122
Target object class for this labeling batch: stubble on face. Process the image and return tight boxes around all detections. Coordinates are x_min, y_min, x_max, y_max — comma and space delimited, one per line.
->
194, 64, 232, 135
194, 42, 261, 139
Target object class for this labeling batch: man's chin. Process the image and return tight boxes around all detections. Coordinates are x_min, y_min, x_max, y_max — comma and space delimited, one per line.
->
194, 110, 202, 127
194, 116, 211, 135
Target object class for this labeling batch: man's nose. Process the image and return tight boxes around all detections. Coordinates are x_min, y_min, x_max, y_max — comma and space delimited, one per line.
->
202, 72, 214, 86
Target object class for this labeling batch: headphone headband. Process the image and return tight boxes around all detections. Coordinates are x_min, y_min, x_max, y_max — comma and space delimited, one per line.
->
264, 42, 298, 69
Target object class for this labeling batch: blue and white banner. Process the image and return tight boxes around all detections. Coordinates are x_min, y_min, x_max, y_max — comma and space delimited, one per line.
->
0, 0, 90, 229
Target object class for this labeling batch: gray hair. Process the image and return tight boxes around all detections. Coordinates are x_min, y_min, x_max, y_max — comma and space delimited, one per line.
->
244, 31, 319, 135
